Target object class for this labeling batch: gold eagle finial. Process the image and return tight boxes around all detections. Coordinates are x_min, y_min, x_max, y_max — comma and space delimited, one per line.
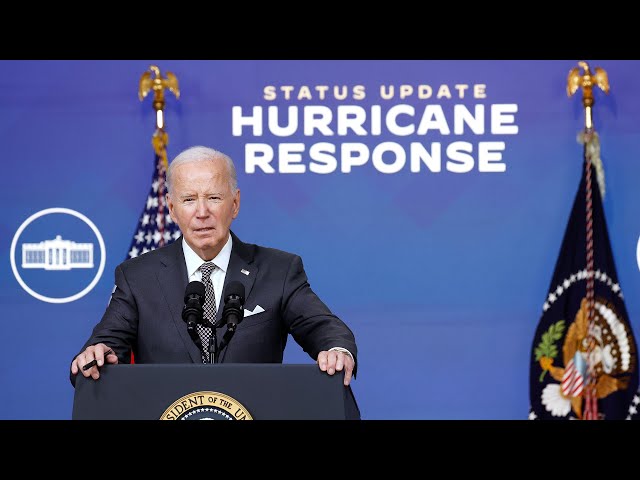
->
567, 61, 609, 103
567, 61, 609, 131
138, 65, 180, 110
138, 65, 180, 167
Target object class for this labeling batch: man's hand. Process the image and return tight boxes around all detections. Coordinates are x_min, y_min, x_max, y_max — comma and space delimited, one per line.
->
70, 343, 118, 380
317, 350, 355, 386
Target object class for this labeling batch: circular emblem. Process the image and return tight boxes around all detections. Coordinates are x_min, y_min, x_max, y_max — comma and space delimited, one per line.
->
637, 234, 640, 273
160, 391, 253, 420
10, 208, 106, 304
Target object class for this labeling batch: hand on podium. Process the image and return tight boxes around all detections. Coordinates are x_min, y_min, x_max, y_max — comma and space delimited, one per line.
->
71, 343, 118, 381
317, 349, 355, 386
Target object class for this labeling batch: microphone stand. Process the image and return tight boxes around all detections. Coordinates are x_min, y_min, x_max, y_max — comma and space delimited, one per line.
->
206, 320, 218, 364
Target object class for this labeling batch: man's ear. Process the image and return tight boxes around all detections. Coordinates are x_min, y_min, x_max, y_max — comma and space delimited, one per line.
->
166, 193, 176, 221
232, 189, 241, 219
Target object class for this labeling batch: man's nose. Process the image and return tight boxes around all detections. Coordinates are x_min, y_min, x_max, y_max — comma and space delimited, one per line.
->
196, 198, 209, 216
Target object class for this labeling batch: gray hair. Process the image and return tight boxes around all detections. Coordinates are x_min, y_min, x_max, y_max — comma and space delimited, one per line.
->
166, 146, 238, 195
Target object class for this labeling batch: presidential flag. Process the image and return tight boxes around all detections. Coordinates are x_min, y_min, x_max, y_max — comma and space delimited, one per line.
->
529, 132, 639, 420
126, 151, 181, 260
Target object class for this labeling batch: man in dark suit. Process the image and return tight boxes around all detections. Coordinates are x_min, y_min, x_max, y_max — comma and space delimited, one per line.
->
70, 146, 357, 386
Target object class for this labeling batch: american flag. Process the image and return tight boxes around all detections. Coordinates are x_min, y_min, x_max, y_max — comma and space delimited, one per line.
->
126, 152, 181, 260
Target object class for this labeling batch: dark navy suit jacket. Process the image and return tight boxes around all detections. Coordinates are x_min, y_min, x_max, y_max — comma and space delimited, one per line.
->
70, 231, 357, 385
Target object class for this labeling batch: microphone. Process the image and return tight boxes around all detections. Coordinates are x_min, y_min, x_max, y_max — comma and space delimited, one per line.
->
182, 281, 205, 348
220, 281, 245, 333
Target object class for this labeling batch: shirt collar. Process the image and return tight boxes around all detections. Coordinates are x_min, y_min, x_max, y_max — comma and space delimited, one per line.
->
182, 234, 233, 277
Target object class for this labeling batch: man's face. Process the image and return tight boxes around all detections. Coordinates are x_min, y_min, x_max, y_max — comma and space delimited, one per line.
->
167, 159, 240, 260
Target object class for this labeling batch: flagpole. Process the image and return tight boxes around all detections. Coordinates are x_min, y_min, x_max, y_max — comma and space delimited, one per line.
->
567, 61, 609, 131
139, 65, 180, 170
567, 61, 610, 420
138, 65, 180, 248
531, 63, 637, 420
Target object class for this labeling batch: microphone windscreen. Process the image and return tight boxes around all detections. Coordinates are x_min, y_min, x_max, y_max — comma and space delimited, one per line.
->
184, 280, 205, 304
223, 281, 245, 302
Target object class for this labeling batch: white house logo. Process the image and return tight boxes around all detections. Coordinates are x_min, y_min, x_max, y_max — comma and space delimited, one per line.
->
22, 235, 93, 270
10, 208, 106, 304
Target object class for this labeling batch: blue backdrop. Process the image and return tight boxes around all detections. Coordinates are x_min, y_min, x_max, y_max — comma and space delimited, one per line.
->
1, 60, 638, 419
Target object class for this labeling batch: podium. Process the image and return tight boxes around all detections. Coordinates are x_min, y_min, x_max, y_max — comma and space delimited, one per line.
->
72, 363, 360, 420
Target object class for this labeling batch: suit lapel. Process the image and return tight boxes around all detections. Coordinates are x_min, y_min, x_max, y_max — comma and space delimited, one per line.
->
156, 237, 202, 363
217, 231, 257, 362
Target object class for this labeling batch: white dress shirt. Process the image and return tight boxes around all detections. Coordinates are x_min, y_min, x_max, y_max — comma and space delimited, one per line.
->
182, 234, 232, 313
